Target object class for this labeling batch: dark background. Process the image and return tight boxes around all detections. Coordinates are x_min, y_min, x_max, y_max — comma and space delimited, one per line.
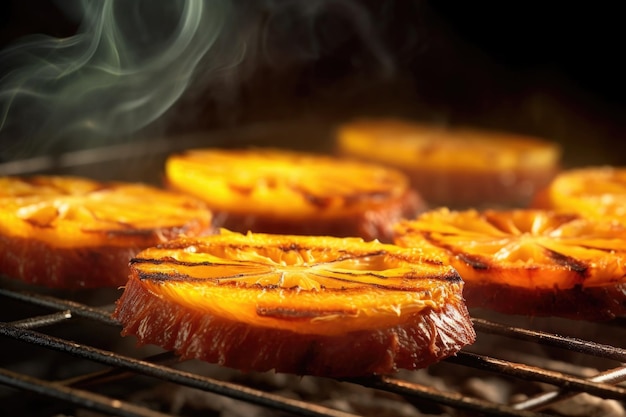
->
1, 1, 624, 167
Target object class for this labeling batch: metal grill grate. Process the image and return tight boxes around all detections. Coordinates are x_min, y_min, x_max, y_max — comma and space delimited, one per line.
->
1, 284, 625, 417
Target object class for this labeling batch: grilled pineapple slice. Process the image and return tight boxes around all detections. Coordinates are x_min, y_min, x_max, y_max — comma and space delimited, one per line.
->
113, 230, 476, 377
394, 208, 626, 319
534, 166, 626, 222
0, 176, 212, 288
336, 118, 561, 208
165, 148, 424, 242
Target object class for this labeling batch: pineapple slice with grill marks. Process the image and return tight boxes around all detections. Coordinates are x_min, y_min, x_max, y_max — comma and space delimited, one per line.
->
0, 176, 213, 288
113, 230, 476, 377
165, 148, 424, 242
394, 208, 626, 320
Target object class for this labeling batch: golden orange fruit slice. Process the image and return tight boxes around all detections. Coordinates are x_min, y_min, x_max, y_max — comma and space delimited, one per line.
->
394, 208, 626, 319
165, 148, 424, 242
113, 230, 475, 377
535, 166, 626, 221
336, 118, 561, 208
0, 175, 213, 288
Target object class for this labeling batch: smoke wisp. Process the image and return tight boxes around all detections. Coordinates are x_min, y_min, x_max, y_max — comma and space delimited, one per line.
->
0, 0, 230, 159
0, 0, 395, 162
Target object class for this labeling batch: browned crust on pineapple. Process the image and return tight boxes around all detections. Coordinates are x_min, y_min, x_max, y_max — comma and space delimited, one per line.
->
403, 166, 560, 209
394, 208, 626, 320
335, 119, 561, 209
212, 188, 424, 242
0, 175, 214, 289
114, 272, 475, 377
464, 282, 626, 321
336, 149, 559, 209
165, 148, 426, 242
0, 221, 212, 289
0, 234, 140, 289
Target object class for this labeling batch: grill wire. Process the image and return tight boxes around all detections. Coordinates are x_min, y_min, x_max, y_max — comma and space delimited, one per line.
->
1, 285, 625, 417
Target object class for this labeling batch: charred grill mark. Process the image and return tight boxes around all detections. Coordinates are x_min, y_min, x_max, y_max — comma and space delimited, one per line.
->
21, 206, 59, 228
194, 244, 390, 263
278, 242, 302, 252
343, 190, 395, 205
132, 257, 247, 269
404, 270, 463, 283
131, 258, 164, 266
179, 199, 208, 210
313, 269, 390, 280
482, 211, 518, 234
138, 269, 272, 283
265, 177, 278, 189
23, 219, 56, 228
306, 271, 389, 286
228, 184, 254, 196
137, 271, 190, 282
304, 272, 411, 291
256, 306, 358, 320
133, 257, 276, 282
89, 183, 116, 193
81, 227, 160, 238
307, 269, 461, 289
552, 212, 583, 224
576, 243, 623, 253
290, 184, 395, 209
317, 250, 389, 263
301, 193, 334, 209
456, 252, 489, 270
544, 247, 589, 275
228, 176, 279, 196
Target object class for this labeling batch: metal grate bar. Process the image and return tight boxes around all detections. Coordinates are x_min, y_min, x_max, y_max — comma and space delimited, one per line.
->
59, 351, 180, 388
346, 375, 554, 417
472, 317, 626, 362
0, 367, 173, 417
513, 364, 626, 411
0, 288, 118, 326
446, 351, 626, 401
0, 323, 360, 417
9, 310, 73, 329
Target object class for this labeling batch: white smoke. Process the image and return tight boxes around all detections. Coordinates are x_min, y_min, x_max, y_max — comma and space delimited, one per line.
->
0, 0, 230, 158
0, 0, 394, 161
